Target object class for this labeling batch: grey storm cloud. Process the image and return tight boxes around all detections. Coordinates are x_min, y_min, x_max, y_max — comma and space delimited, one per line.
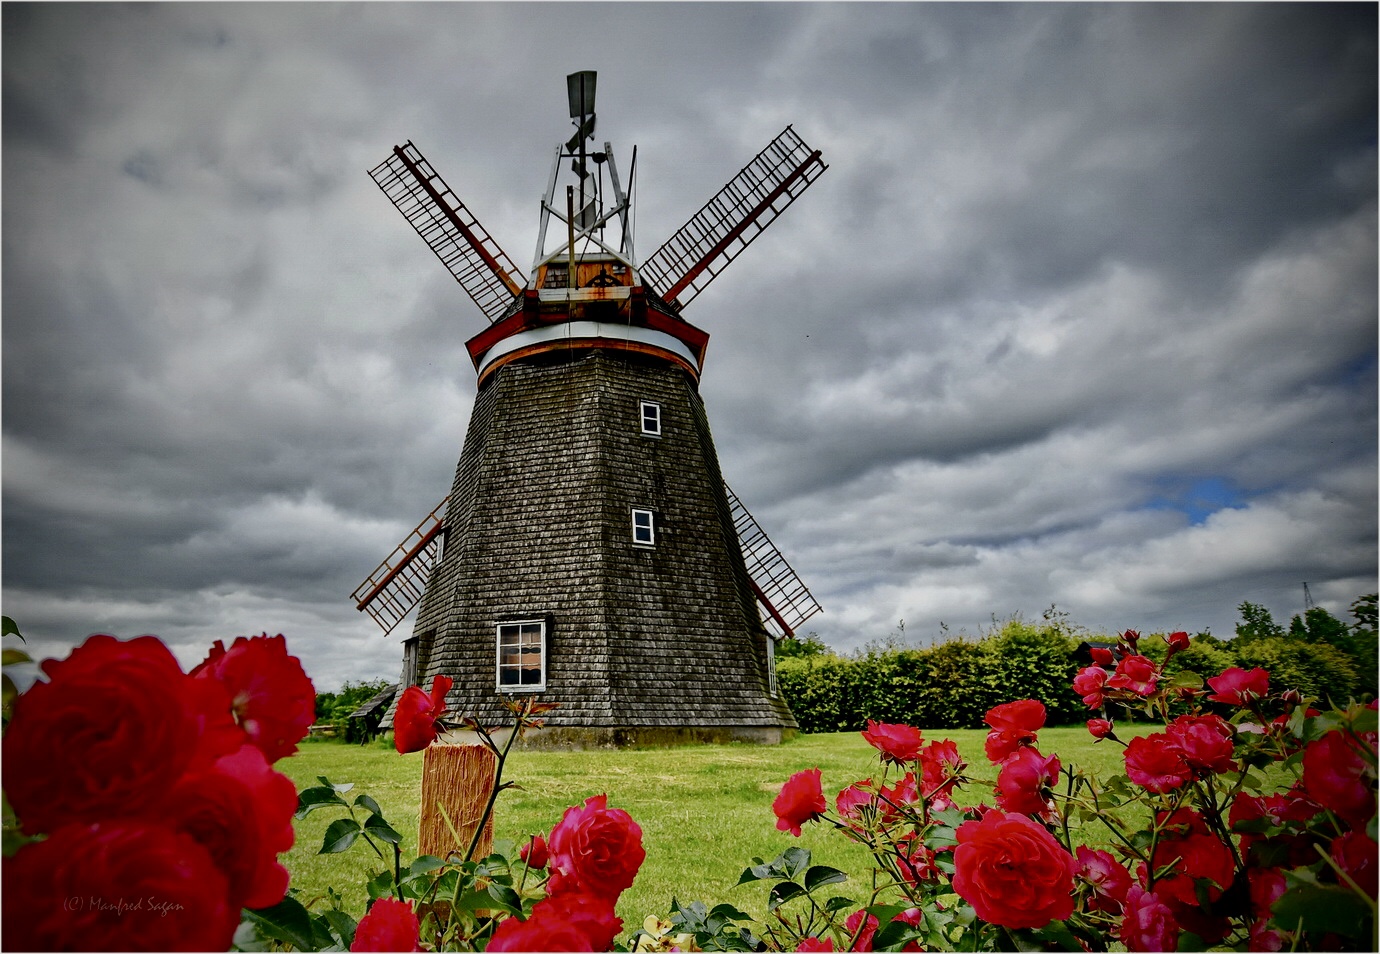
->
3, 2, 1375, 692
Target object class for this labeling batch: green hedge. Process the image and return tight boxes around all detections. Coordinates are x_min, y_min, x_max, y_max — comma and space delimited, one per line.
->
777, 621, 1374, 733
778, 621, 1083, 733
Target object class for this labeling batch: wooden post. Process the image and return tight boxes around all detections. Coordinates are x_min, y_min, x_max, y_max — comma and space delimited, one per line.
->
418, 743, 497, 861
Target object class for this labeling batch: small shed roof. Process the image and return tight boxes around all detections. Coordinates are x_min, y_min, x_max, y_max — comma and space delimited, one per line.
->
349, 684, 398, 720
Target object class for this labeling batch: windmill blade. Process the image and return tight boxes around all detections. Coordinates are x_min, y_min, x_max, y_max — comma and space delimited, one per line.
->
639, 126, 827, 310
725, 484, 822, 638
370, 142, 522, 323
353, 496, 449, 636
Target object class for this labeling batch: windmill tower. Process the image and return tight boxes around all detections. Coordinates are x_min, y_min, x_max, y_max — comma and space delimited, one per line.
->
354, 72, 825, 746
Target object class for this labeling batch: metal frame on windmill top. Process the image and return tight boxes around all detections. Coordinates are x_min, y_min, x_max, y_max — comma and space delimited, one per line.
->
354, 70, 825, 642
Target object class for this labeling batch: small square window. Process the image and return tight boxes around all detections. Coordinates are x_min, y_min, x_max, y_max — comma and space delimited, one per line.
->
639, 401, 662, 437
496, 620, 546, 692
632, 508, 656, 546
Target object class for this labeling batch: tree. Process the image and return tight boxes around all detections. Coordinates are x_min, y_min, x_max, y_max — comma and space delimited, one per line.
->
1234, 601, 1285, 643
1346, 593, 1377, 671
776, 632, 830, 659
1288, 606, 1350, 648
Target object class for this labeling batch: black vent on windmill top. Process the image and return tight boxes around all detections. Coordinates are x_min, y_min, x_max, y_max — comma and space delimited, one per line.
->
354, 71, 826, 742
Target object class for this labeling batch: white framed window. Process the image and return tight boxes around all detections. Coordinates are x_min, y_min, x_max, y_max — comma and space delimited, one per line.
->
632, 508, 656, 546
766, 636, 779, 697
639, 401, 662, 437
496, 620, 546, 692
403, 636, 421, 689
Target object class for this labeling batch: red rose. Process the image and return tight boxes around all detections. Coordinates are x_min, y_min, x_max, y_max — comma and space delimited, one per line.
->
986, 699, 1047, 735
2, 634, 227, 834
162, 743, 298, 910
983, 699, 1045, 763
796, 938, 836, 952
844, 909, 879, 950
192, 634, 316, 763
520, 833, 549, 869
1145, 829, 1235, 906
1075, 846, 1132, 913
1331, 831, 1378, 899
1118, 885, 1179, 952
1072, 667, 1109, 708
547, 794, 646, 899
894, 835, 940, 885
1247, 866, 1289, 949
951, 809, 1077, 928
1090, 646, 1115, 666
488, 892, 621, 952
861, 720, 923, 764
836, 779, 877, 827
393, 674, 453, 754
1087, 718, 1114, 739
1165, 714, 1237, 774
774, 768, 827, 837
1165, 631, 1190, 652
1106, 654, 1159, 696
351, 897, 421, 952
919, 739, 963, 809
994, 746, 1060, 817
1205, 666, 1268, 705
2, 819, 239, 952
1302, 730, 1376, 828
1123, 733, 1192, 793
879, 772, 919, 820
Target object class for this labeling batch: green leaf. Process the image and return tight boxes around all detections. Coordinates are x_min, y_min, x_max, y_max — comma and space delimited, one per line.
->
434, 868, 463, 901
315, 776, 355, 795
296, 786, 349, 818
366, 869, 394, 901
319, 909, 357, 949
245, 896, 317, 952
737, 862, 777, 885
803, 865, 848, 893
408, 855, 446, 878
767, 880, 806, 911
2, 617, 23, 641
319, 817, 362, 854
486, 882, 523, 916
1273, 883, 1372, 938
1030, 919, 1082, 951
823, 896, 856, 913
1168, 670, 1204, 689
871, 919, 926, 952
363, 812, 402, 845
707, 903, 755, 923
1351, 705, 1378, 736
1, 648, 31, 666
354, 793, 383, 817
780, 846, 811, 879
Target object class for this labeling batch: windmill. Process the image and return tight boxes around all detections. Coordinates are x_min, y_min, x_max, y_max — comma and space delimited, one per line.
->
354, 71, 825, 745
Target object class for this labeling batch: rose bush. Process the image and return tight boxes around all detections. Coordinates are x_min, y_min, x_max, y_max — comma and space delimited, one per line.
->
2, 631, 314, 951
0, 628, 647, 953
655, 627, 1376, 953
4, 620, 1374, 952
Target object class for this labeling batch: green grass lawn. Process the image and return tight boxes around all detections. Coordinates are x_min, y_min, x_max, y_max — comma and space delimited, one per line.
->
277, 726, 1154, 940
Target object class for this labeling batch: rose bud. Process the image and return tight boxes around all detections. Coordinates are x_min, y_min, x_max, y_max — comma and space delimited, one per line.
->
1087, 719, 1115, 740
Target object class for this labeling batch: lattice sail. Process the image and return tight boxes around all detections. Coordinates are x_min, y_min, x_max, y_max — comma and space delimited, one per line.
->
369, 142, 523, 322
725, 484, 822, 638
353, 496, 449, 636
639, 126, 827, 310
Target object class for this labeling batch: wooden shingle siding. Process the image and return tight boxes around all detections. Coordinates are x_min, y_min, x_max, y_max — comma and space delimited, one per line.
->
404, 347, 795, 737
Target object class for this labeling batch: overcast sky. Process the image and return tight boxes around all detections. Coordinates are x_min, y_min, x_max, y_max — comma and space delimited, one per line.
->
4, 3, 1376, 693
